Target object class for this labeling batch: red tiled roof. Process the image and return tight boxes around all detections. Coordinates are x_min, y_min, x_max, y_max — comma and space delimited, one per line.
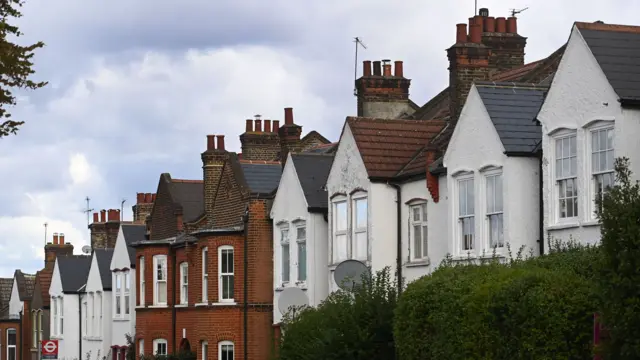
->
347, 117, 446, 178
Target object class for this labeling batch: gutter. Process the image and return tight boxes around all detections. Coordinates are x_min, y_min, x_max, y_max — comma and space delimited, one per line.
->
387, 182, 403, 294
242, 208, 250, 360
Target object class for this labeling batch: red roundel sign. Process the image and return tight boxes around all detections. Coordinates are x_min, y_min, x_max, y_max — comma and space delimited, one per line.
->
42, 340, 58, 359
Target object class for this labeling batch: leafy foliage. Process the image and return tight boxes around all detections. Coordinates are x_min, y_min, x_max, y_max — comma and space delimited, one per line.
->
277, 267, 397, 360
596, 157, 640, 359
0, 0, 47, 137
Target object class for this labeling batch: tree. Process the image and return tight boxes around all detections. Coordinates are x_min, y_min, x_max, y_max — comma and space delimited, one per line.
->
596, 157, 640, 359
0, 0, 47, 138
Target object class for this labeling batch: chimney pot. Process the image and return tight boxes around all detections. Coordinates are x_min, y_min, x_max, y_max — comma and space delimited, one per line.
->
272, 120, 280, 132
216, 135, 225, 151
485, 16, 496, 32
143, 193, 149, 203
53, 232, 59, 245
383, 64, 392, 77
152, 194, 156, 202
59, 233, 65, 244
507, 17, 518, 33
284, 107, 294, 125
207, 135, 216, 151
394, 61, 403, 77
470, 24, 482, 43
137, 193, 144, 203
100, 209, 106, 223
496, 17, 507, 32
245, 119, 253, 132
254, 119, 262, 132
469, 16, 475, 29
264, 119, 271, 133
372, 61, 381, 76
456, 23, 468, 43
363, 60, 372, 76
93, 212, 99, 223
473, 15, 484, 30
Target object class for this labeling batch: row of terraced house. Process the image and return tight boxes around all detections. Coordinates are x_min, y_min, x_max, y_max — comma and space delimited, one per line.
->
2, 7, 640, 360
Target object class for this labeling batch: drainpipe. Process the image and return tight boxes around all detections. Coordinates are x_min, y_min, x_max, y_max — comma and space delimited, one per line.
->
19, 310, 23, 360
78, 294, 82, 360
538, 151, 545, 256
242, 208, 250, 360
171, 245, 177, 354
387, 182, 403, 294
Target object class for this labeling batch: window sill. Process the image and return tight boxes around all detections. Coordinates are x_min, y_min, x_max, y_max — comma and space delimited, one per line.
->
479, 252, 506, 259
50, 336, 63, 340
195, 302, 209, 307
147, 305, 168, 308
211, 302, 237, 306
275, 283, 307, 292
547, 222, 580, 231
582, 220, 600, 227
175, 304, 188, 308
83, 336, 103, 342
452, 254, 478, 262
113, 317, 130, 322
405, 259, 430, 268
135, 305, 145, 309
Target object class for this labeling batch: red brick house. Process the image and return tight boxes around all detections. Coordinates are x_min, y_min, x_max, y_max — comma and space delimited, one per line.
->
0, 277, 20, 360
133, 108, 330, 360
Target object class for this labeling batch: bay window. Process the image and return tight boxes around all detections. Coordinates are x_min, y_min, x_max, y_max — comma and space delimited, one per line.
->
591, 127, 615, 206
124, 272, 130, 315
202, 247, 208, 302
180, 262, 188, 305
153, 255, 168, 305
296, 222, 307, 282
332, 199, 348, 262
89, 292, 94, 335
60, 297, 64, 335
555, 134, 578, 219
97, 292, 102, 336
410, 203, 428, 261
218, 246, 234, 302
458, 177, 475, 252
280, 226, 290, 283
352, 196, 368, 260
31, 311, 37, 348
52, 297, 58, 336
486, 173, 504, 249
115, 274, 122, 316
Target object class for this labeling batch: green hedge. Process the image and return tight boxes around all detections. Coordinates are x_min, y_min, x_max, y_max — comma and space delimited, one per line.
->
394, 249, 598, 360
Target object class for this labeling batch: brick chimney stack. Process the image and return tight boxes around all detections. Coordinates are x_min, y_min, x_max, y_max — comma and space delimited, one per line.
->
239, 114, 281, 161
477, 8, 527, 75
355, 58, 412, 119
89, 208, 122, 249
278, 107, 302, 162
202, 134, 229, 226
133, 192, 155, 224
44, 232, 74, 268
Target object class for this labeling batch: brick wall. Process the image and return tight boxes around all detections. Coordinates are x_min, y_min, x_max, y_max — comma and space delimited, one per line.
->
447, 44, 491, 121
0, 321, 20, 360
149, 176, 179, 241
240, 119, 281, 161
355, 60, 413, 119
89, 209, 122, 249
212, 164, 247, 229
133, 193, 156, 224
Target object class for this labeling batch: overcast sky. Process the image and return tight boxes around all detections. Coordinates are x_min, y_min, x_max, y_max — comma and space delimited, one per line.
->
0, 0, 637, 277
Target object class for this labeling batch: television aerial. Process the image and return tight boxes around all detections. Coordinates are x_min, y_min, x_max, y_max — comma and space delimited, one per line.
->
334, 259, 370, 292
81, 245, 92, 254
277, 287, 309, 319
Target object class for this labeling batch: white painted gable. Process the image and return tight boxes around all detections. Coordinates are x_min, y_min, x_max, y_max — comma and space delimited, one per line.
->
49, 260, 63, 297
8, 279, 22, 317
271, 153, 307, 218
111, 226, 132, 271
86, 253, 103, 293
326, 124, 370, 196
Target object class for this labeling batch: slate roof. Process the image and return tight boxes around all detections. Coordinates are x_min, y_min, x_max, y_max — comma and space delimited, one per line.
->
14, 270, 36, 301
347, 117, 447, 179
94, 249, 114, 290
291, 153, 334, 211
304, 143, 338, 154
57, 256, 92, 293
239, 160, 282, 195
0, 277, 13, 319
577, 22, 640, 104
121, 224, 146, 266
170, 179, 205, 222
475, 82, 548, 154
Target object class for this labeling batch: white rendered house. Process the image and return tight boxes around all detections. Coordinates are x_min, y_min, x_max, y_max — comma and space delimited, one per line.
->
82, 249, 114, 360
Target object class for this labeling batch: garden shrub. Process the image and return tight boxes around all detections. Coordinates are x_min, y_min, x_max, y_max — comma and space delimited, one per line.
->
277, 267, 397, 360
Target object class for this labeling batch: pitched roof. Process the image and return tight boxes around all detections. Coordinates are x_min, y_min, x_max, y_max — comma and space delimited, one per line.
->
303, 142, 338, 154
57, 256, 92, 293
36, 269, 53, 308
0, 277, 13, 319
475, 82, 548, 154
346, 117, 447, 179
94, 249, 114, 290
14, 270, 36, 301
239, 160, 282, 195
170, 179, 205, 222
291, 153, 334, 211
576, 22, 640, 104
121, 224, 146, 266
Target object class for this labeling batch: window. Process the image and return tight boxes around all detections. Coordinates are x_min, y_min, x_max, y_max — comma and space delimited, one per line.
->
218, 246, 234, 302
202, 248, 208, 302
97, 292, 102, 336
60, 297, 64, 335
124, 272, 130, 315
139, 256, 145, 306
486, 174, 504, 249
38, 311, 43, 344
280, 226, 290, 283
202, 341, 208, 360
180, 262, 188, 305
555, 135, 578, 219
7, 328, 16, 360
218, 341, 234, 360
153, 339, 167, 356
333, 200, 348, 262
410, 203, 428, 260
82, 300, 87, 335
591, 127, 615, 206
139, 339, 144, 356
90, 292, 95, 336
296, 224, 307, 282
115, 274, 122, 316
32, 312, 37, 348
52, 297, 58, 336
458, 177, 475, 252
352, 197, 368, 260
153, 255, 168, 305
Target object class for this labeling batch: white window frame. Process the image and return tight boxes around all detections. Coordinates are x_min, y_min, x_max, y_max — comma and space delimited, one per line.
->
408, 202, 428, 261
294, 220, 307, 283
180, 262, 188, 305
331, 196, 348, 263
114, 273, 122, 317
31, 311, 37, 348
586, 122, 615, 220
7, 328, 16, 360
139, 339, 144, 356
59, 297, 64, 335
89, 292, 94, 336
202, 341, 208, 360
202, 247, 208, 303
97, 291, 102, 337
218, 246, 234, 303
153, 338, 168, 356
552, 131, 578, 222
82, 299, 87, 336
279, 224, 290, 285
153, 255, 168, 306
52, 297, 58, 336
139, 256, 145, 306
351, 194, 368, 261
218, 341, 234, 360
456, 173, 476, 255
38, 311, 43, 344
124, 271, 130, 315
484, 170, 504, 251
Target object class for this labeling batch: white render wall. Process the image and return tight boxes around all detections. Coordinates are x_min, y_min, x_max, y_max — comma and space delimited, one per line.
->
110, 226, 137, 346
537, 25, 640, 246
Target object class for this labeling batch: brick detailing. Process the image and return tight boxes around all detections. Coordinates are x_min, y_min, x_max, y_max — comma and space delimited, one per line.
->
299, 131, 331, 152
240, 119, 281, 161
44, 238, 73, 269
425, 151, 440, 203
133, 193, 156, 224
356, 59, 412, 119
212, 163, 247, 229
482, 34, 527, 75
447, 43, 491, 121
202, 136, 229, 227
149, 175, 179, 240
89, 209, 122, 249
245, 199, 274, 304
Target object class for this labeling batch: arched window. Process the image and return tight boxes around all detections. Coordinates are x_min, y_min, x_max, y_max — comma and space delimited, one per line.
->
218, 341, 234, 360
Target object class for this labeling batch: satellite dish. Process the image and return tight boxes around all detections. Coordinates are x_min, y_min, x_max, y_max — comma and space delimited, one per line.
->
81, 245, 92, 254
278, 287, 309, 318
334, 259, 370, 291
